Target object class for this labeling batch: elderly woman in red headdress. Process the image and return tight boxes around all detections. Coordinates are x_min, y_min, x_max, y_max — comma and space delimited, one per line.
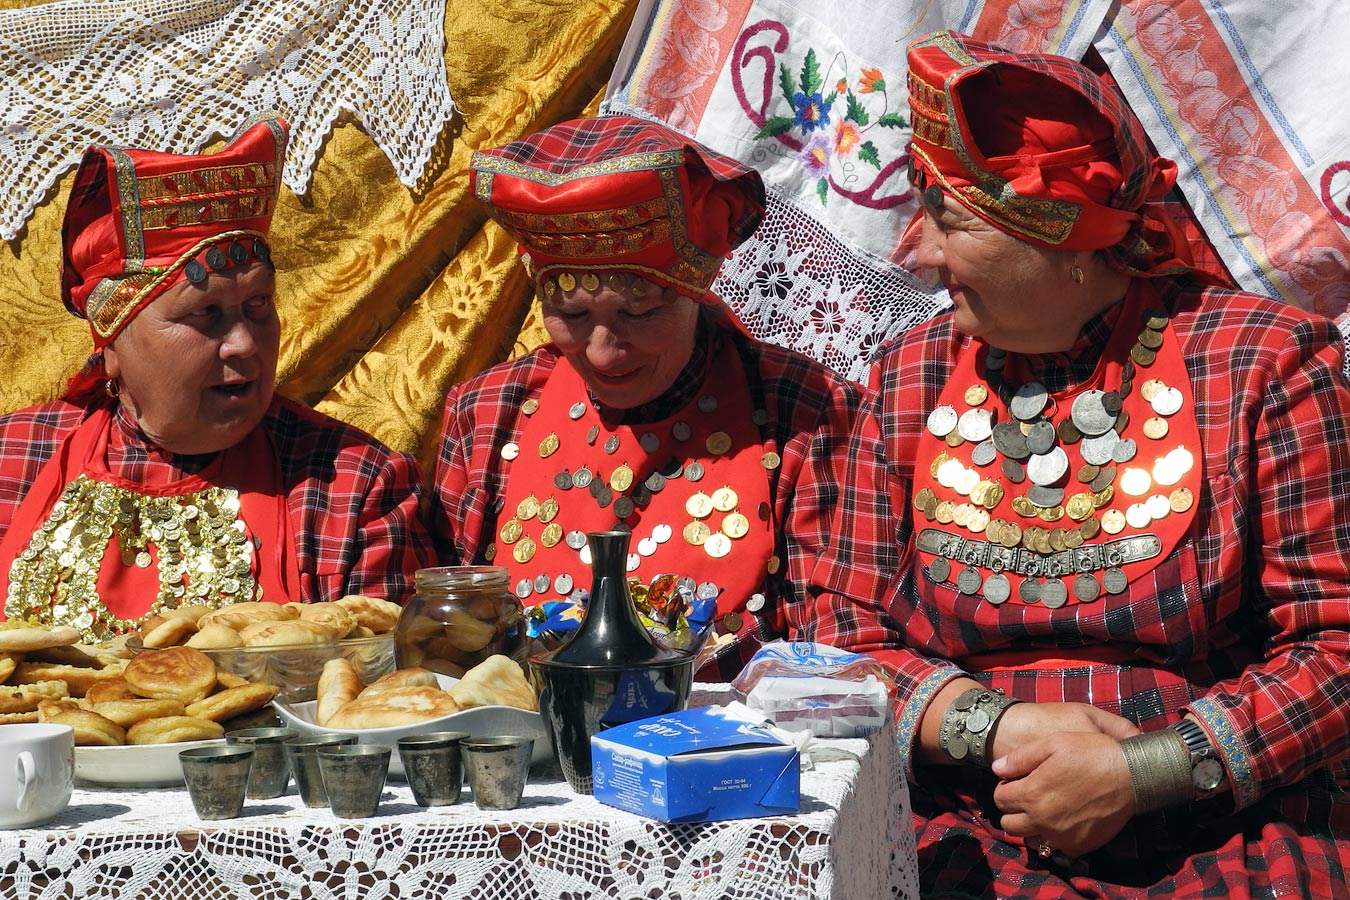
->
0, 117, 433, 643
810, 31, 1350, 898
431, 115, 860, 680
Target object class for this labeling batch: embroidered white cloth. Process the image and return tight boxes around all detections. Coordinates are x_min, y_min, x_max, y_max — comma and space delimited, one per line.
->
606, 0, 1350, 380
0, 693, 919, 899
605, 0, 952, 384
0, 0, 455, 241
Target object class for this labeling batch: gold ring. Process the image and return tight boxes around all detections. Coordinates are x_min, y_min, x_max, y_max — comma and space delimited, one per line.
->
1037, 841, 1053, 859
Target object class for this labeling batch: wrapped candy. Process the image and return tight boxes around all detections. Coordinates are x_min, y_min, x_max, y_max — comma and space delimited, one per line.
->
525, 574, 716, 655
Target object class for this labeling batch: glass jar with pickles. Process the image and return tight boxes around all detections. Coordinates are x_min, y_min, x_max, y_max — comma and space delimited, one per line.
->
396, 567, 524, 677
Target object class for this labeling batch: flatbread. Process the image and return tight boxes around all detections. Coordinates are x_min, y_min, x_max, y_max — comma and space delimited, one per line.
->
325, 685, 460, 730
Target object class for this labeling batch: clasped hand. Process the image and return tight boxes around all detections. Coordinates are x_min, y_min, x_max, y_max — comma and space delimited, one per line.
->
988, 702, 1140, 859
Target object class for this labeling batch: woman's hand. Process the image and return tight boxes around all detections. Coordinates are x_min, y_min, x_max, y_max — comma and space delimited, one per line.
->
989, 701, 1140, 760
991, 728, 1137, 858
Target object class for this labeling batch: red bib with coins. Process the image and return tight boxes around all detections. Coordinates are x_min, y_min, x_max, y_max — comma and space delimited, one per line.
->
492, 340, 775, 617
0, 405, 301, 642
911, 285, 1203, 610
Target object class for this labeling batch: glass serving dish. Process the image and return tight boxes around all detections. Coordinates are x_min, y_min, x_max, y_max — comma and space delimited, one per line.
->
129, 633, 397, 703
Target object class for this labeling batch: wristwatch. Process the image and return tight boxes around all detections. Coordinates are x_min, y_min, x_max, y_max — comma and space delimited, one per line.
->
1169, 718, 1227, 799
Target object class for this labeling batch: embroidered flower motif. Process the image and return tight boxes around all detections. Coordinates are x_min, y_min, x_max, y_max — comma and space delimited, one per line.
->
793, 90, 830, 133
748, 46, 908, 206
834, 120, 861, 156
800, 132, 831, 177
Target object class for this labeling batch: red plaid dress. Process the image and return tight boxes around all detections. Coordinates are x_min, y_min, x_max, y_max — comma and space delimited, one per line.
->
432, 320, 860, 681
810, 278, 1350, 898
0, 396, 434, 615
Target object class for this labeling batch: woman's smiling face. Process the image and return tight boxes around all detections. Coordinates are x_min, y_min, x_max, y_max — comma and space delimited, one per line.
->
541, 271, 700, 410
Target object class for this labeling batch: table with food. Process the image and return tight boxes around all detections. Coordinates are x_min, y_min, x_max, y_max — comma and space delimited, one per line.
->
0, 566, 920, 900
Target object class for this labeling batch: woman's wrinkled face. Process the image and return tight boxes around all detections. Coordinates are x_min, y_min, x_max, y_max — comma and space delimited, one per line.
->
541, 271, 700, 410
104, 262, 280, 455
913, 195, 1068, 351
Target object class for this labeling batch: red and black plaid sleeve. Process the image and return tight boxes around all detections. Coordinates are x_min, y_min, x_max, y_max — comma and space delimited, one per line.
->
269, 399, 435, 604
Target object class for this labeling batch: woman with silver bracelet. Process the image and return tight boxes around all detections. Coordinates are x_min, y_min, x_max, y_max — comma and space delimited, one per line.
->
809, 31, 1350, 899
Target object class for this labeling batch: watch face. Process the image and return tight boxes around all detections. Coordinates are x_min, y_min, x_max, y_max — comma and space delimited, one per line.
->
1193, 757, 1225, 792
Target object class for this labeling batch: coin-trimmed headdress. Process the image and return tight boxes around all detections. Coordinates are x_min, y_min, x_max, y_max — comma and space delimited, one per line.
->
61, 115, 287, 348
470, 115, 765, 302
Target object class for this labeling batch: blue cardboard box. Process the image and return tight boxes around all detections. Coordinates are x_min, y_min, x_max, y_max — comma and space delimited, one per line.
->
590, 706, 800, 823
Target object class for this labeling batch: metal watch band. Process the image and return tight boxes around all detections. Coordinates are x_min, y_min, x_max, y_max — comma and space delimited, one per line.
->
1169, 718, 1227, 798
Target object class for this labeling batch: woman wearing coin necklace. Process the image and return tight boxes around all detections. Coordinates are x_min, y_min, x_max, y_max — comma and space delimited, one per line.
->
0, 119, 433, 642
431, 116, 860, 681
811, 32, 1350, 900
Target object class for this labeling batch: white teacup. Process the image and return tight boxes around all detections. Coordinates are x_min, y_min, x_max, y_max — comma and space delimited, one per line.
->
0, 723, 74, 829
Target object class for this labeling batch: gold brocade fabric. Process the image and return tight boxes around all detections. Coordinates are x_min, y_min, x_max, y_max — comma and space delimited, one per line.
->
0, 0, 636, 480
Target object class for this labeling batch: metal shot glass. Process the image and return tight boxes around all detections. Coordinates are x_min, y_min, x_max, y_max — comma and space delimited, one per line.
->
180, 745, 254, 821
284, 733, 357, 807
318, 744, 391, 818
462, 735, 534, 810
396, 731, 469, 808
225, 727, 298, 799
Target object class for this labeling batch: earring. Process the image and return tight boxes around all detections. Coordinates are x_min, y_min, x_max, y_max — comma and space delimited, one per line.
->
1069, 260, 1085, 285
105, 379, 120, 398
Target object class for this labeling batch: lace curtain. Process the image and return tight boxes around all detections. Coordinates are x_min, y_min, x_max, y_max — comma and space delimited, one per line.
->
0, 0, 456, 242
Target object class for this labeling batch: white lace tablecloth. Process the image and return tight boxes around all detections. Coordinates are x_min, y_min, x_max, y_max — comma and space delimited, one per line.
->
0, 694, 919, 900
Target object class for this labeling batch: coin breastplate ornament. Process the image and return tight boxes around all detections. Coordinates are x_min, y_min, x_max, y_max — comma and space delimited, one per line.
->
912, 289, 1203, 609
6, 474, 259, 641
490, 341, 778, 633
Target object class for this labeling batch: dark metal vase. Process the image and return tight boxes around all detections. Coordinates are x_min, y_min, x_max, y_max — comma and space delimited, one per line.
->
531, 531, 694, 794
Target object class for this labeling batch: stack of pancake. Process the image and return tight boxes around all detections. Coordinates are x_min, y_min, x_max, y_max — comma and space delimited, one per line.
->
0, 622, 280, 745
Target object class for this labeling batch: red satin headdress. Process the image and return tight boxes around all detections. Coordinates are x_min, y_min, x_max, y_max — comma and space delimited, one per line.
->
906, 31, 1179, 259
61, 115, 288, 349
469, 114, 765, 302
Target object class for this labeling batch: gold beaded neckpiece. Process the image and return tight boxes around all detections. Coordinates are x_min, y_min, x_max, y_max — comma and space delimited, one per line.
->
6, 475, 259, 642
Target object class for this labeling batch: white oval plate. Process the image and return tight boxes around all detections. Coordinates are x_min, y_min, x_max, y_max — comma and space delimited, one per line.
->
75, 739, 225, 787
272, 676, 550, 777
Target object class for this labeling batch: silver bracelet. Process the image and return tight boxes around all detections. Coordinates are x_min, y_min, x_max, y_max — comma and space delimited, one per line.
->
1119, 728, 1193, 813
938, 687, 1021, 767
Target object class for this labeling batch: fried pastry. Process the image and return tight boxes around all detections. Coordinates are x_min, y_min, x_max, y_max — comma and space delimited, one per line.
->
141, 615, 199, 649
335, 595, 402, 633
0, 625, 81, 652
296, 602, 357, 639
197, 601, 297, 632
0, 652, 18, 683
126, 715, 224, 745
43, 707, 126, 746
215, 671, 250, 690
123, 646, 218, 704
186, 623, 245, 650
92, 698, 187, 729
446, 654, 537, 711
12, 659, 127, 698
237, 619, 334, 647
363, 667, 439, 694
83, 676, 138, 705
185, 682, 279, 722
325, 685, 460, 730
315, 658, 362, 727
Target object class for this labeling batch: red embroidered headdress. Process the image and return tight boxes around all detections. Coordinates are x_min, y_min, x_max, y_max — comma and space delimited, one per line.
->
469, 115, 765, 301
61, 115, 288, 348
906, 31, 1185, 270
